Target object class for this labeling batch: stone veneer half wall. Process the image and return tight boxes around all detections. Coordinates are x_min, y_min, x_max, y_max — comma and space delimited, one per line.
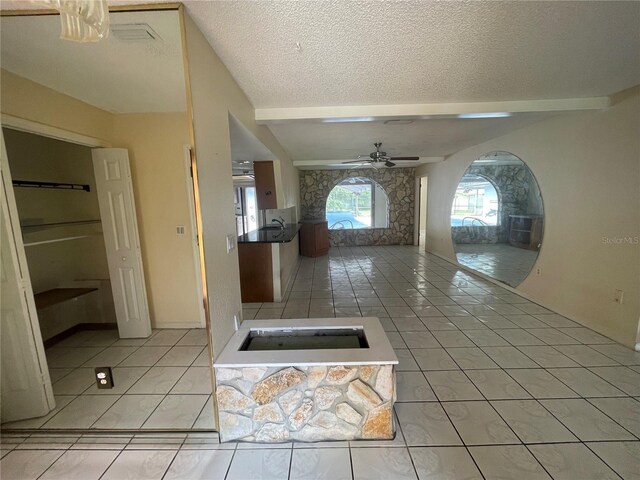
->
299, 168, 415, 246
215, 364, 396, 443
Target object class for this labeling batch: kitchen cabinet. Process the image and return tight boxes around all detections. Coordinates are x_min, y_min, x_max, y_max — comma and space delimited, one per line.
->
300, 220, 329, 257
253, 161, 277, 210
238, 243, 274, 302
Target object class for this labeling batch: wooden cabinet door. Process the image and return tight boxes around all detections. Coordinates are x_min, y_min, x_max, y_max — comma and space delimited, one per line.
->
315, 222, 329, 253
253, 161, 277, 209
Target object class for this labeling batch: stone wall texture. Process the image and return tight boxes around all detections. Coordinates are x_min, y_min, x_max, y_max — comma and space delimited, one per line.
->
215, 364, 396, 443
299, 168, 415, 246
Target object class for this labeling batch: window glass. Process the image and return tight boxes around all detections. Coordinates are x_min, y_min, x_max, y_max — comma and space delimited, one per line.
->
451, 175, 499, 226
326, 177, 389, 229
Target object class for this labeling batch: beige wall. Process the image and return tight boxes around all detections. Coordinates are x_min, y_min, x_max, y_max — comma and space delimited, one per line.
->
1, 69, 113, 143
416, 90, 640, 348
112, 113, 202, 328
1, 71, 202, 330
184, 12, 300, 357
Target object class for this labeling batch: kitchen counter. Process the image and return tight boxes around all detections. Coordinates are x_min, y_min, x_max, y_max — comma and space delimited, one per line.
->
237, 225, 300, 244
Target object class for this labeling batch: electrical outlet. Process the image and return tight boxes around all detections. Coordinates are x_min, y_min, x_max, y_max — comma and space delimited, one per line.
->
536, 267, 542, 275
614, 289, 624, 305
226, 234, 236, 253
176, 225, 185, 235
95, 367, 113, 389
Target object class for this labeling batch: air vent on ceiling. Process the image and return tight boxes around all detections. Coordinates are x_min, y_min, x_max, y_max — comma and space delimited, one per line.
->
111, 23, 161, 41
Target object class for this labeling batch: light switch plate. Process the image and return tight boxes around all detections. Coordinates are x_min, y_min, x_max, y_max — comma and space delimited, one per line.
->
226, 234, 236, 253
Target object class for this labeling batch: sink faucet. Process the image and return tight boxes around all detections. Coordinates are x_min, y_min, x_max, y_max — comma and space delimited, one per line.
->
271, 217, 285, 229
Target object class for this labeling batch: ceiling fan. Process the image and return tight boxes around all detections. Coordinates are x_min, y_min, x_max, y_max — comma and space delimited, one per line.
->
342, 142, 419, 169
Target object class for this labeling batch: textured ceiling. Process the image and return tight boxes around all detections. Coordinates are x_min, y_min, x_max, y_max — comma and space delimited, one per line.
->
3, 1, 638, 165
182, 1, 640, 108
0, 10, 186, 113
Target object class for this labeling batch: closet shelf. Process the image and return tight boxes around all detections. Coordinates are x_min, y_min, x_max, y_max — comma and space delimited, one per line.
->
12, 180, 91, 192
21, 219, 101, 230
34, 288, 98, 310
24, 235, 100, 247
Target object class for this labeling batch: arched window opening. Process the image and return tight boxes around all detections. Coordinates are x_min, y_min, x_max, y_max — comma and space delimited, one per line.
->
451, 175, 499, 226
326, 177, 389, 230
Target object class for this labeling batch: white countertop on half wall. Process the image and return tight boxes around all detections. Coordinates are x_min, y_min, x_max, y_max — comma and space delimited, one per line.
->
214, 317, 398, 368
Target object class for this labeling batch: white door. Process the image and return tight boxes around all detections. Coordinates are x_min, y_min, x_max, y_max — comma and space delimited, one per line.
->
92, 148, 151, 338
1, 133, 54, 423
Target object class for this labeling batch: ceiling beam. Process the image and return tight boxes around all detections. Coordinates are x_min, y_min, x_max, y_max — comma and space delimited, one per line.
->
292, 158, 444, 168
255, 97, 610, 124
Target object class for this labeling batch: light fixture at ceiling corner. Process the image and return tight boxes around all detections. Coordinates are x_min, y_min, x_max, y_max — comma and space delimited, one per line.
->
31, 0, 110, 42
384, 119, 414, 125
457, 112, 512, 119
321, 117, 376, 124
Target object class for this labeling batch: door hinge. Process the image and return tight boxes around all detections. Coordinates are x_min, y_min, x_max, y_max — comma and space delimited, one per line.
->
190, 165, 194, 178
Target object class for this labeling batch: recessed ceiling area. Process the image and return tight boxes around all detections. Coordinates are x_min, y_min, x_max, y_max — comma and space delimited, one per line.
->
270, 112, 555, 168
0, 10, 186, 113
229, 115, 276, 176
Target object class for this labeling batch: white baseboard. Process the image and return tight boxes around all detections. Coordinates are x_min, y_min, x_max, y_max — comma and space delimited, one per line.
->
153, 322, 203, 329
425, 249, 628, 347
282, 257, 301, 297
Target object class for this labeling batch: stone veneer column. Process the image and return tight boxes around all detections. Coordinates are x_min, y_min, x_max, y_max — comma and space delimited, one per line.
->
215, 364, 396, 443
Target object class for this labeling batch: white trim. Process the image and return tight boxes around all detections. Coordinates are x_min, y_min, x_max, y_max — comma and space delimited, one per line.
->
271, 243, 282, 302
1, 114, 111, 147
281, 256, 300, 298
425, 248, 625, 346
256, 97, 611, 124
215, 317, 398, 368
154, 322, 204, 329
183, 145, 207, 328
427, 249, 543, 302
413, 177, 420, 246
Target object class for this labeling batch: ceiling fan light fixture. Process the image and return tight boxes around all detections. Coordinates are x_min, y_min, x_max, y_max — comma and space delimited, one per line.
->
384, 119, 414, 125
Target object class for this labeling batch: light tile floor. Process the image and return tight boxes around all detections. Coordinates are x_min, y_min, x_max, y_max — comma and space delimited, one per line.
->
455, 243, 539, 286
1, 328, 214, 431
1, 245, 639, 479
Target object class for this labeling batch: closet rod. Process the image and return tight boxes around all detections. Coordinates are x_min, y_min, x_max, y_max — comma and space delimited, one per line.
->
12, 180, 90, 192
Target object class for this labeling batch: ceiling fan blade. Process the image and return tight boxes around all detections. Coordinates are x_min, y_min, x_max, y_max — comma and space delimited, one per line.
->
385, 161, 396, 167
342, 159, 371, 164
389, 156, 420, 161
